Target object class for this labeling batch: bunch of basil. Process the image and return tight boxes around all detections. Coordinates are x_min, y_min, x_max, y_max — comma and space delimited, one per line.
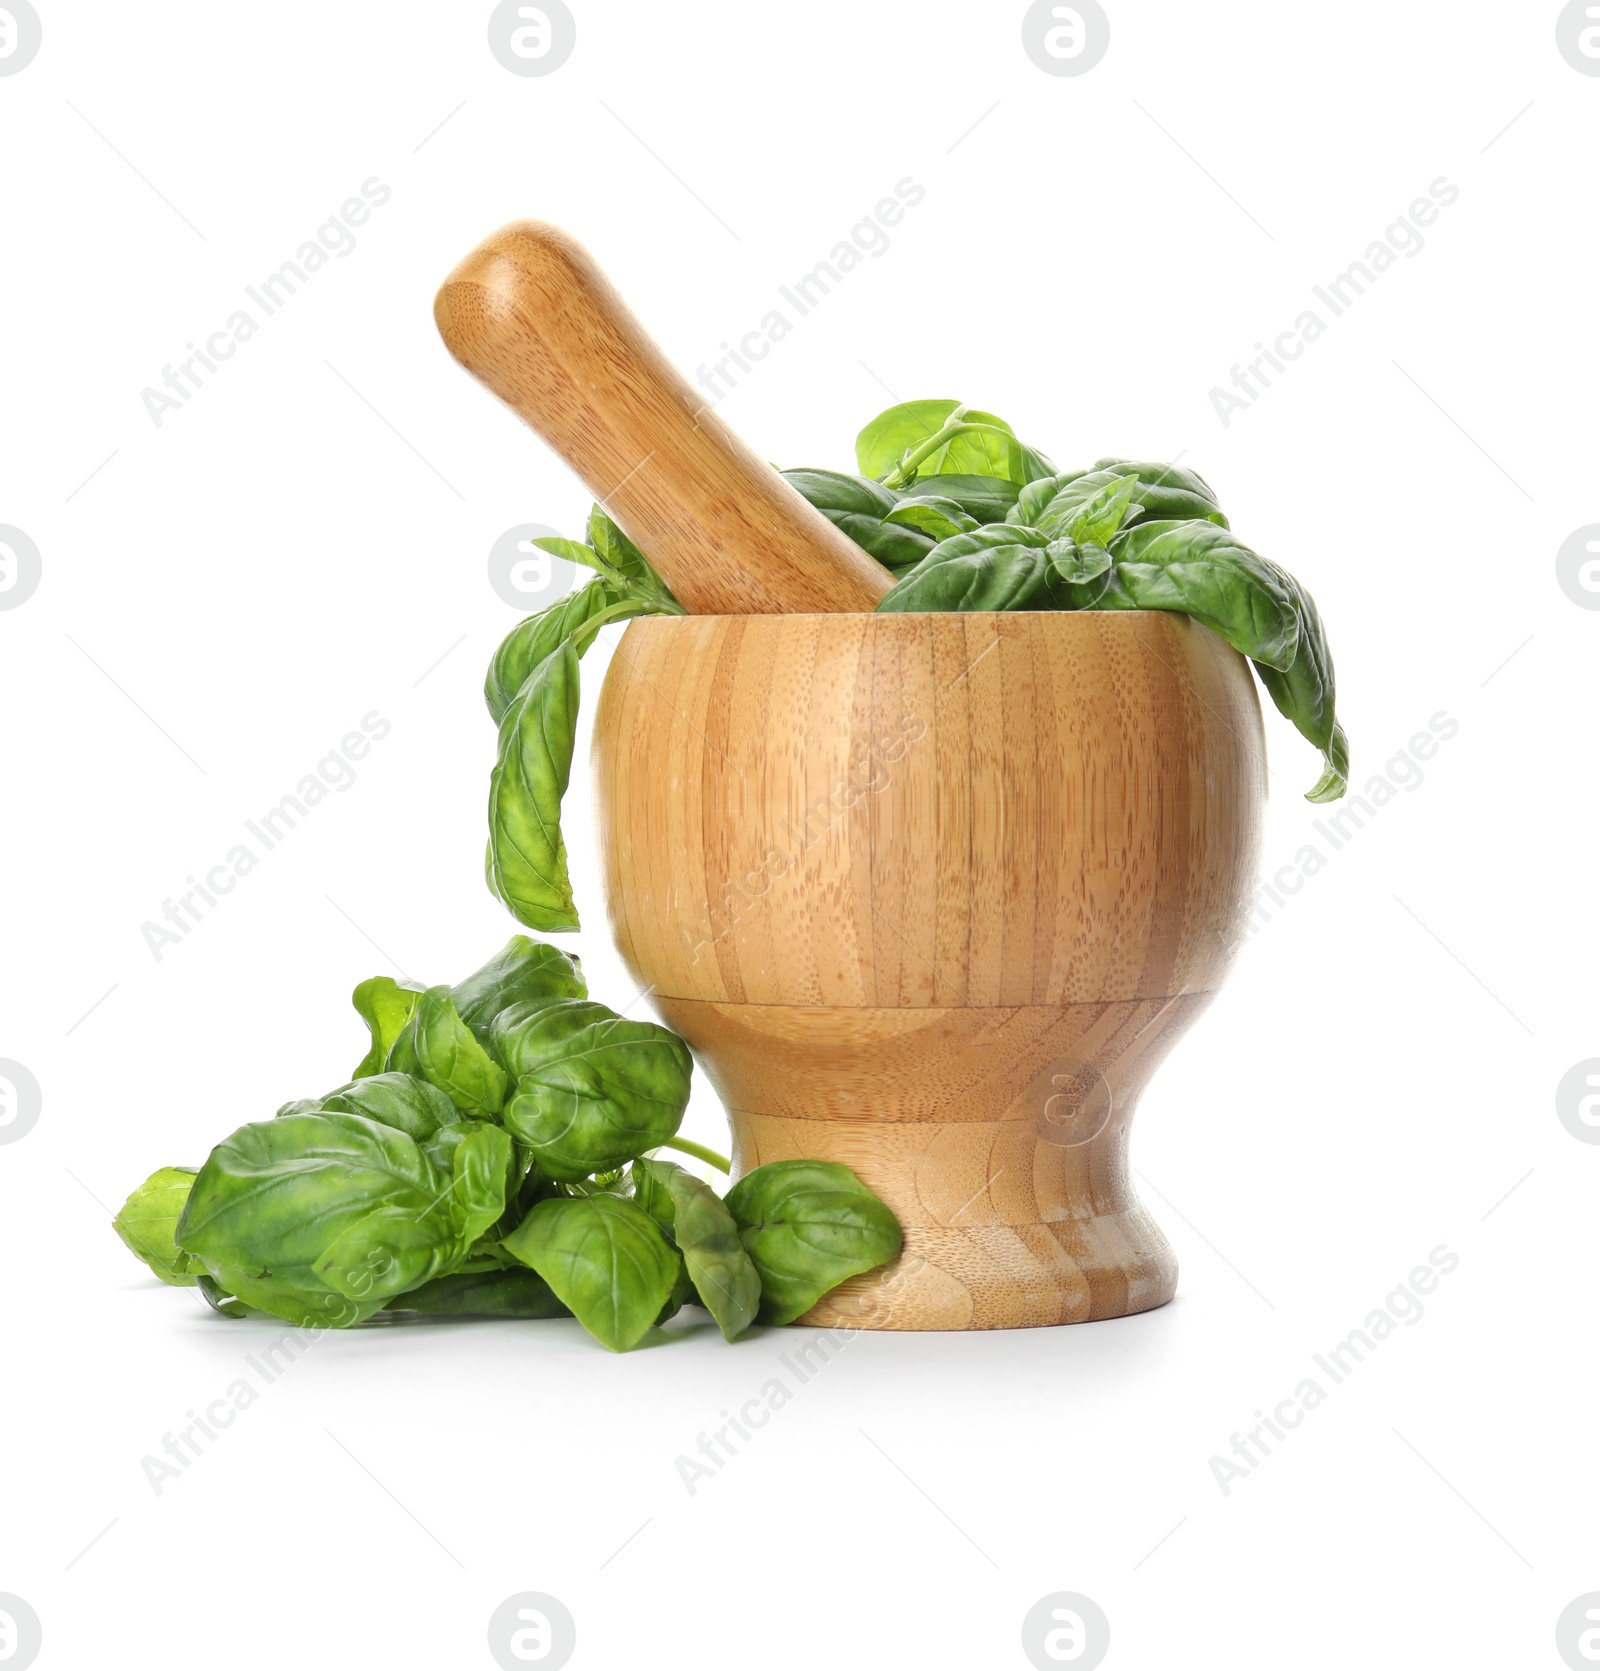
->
484, 400, 1346, 935
114, 934, 901, 1351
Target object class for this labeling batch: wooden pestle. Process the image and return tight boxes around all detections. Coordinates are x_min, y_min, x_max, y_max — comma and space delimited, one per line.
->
434, 221, 893, 615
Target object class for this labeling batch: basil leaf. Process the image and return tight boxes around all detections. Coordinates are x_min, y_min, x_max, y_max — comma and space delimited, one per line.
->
451, 934, 587, 1045
313, 1072, 457, 1141
883, 495, 980, 542
858, 400, 1054, 487
632, 1157, 761, 1341
177, 1112, 462, 1324
447, 1122, 515, 1245
387, 987, 509, 1115
877, 524, 1062, 613
1094, 457, 1229, 528
903, 473, 1022, 524
485, 584, 640, 726
1248, 568, 1348, 802
113, 1166, 200, 1286
782, 468, 936, 572
1104, 520, 1301, 672
350, 975, 426, 1079
855, 399, 969, 479
1046, 538, 1113, 585
486, 637, 581, 933
385, 1267, 570, 1318
724, 1160, 902, 1325
501, 1194, 680, 1351
493, 999, 693, 1181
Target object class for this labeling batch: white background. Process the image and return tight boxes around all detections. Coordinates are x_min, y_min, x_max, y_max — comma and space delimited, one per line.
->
2, 2, 1595, 1667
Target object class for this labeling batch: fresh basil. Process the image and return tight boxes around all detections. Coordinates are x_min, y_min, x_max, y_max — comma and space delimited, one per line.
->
632, 1157, 762, 1341
485, 638, 583, 933
385, 1267, 570, 1319
313, 1071, 458, 1141
122, 936, 904, 1350
450, 934, 587, 1044
350, 975, 425, 1079
113, 1167, 200, 1286
501, 1194, 681, 1352
176, 1112, 465, 1325
493, 999, 693, 1181
724, 1159, 903, 1326
850, 399, 1346, 799
387, 986, 509, 1115
781, 469, 935, 573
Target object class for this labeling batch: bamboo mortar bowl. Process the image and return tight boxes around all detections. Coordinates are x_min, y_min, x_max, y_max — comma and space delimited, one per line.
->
592, 609, 1265, 1331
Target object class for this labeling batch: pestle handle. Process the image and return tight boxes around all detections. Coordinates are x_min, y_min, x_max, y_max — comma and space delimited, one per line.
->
434, 221, 893, 615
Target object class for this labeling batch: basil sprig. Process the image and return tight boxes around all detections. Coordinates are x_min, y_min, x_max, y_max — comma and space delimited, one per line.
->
842, 404, 1347, 802
114, 935, 902, 1350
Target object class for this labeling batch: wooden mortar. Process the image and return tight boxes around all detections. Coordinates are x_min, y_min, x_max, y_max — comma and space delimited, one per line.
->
593, 611, 1265, 1329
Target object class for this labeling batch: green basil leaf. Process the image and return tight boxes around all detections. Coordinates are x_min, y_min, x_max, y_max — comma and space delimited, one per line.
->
723, 1159, 902, 1325
781, 468, 935, 571
314, 1205, 463, 1303
177, 1112, 461, 1325
587, 506, 683, 612
501, 1194, 680, 1351
350, 975, 427, 1079
486, 637, 581, 933
858, 400, 1053, 487
1045, 538, 1113, 585
782, 466, 900, 521
883, 495, 981, 542
855, 399, 969, 480
903, 473, 1022, 524
451, 934, 588, 1045
1104, 520, 1301, 671
388, 987, 509, 1115
1094, 457, 1228, 528
1248, 568, 1348, 802
485, 584, 639, 726
113, 1166, 200, 1286
876, 524, 1061, 614
528, 535, 612, 576
1069, 474, 1142, 546
447, 1122, 515, 1245
493, 999, 693, 1181
385, 1267, 570, 1318
314, 1072, 457, 1141
632, 1157, 761, 1341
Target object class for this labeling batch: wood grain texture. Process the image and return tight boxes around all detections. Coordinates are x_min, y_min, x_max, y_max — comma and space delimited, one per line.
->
434, 221, 892, 615
592, 610, 1267, 1329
